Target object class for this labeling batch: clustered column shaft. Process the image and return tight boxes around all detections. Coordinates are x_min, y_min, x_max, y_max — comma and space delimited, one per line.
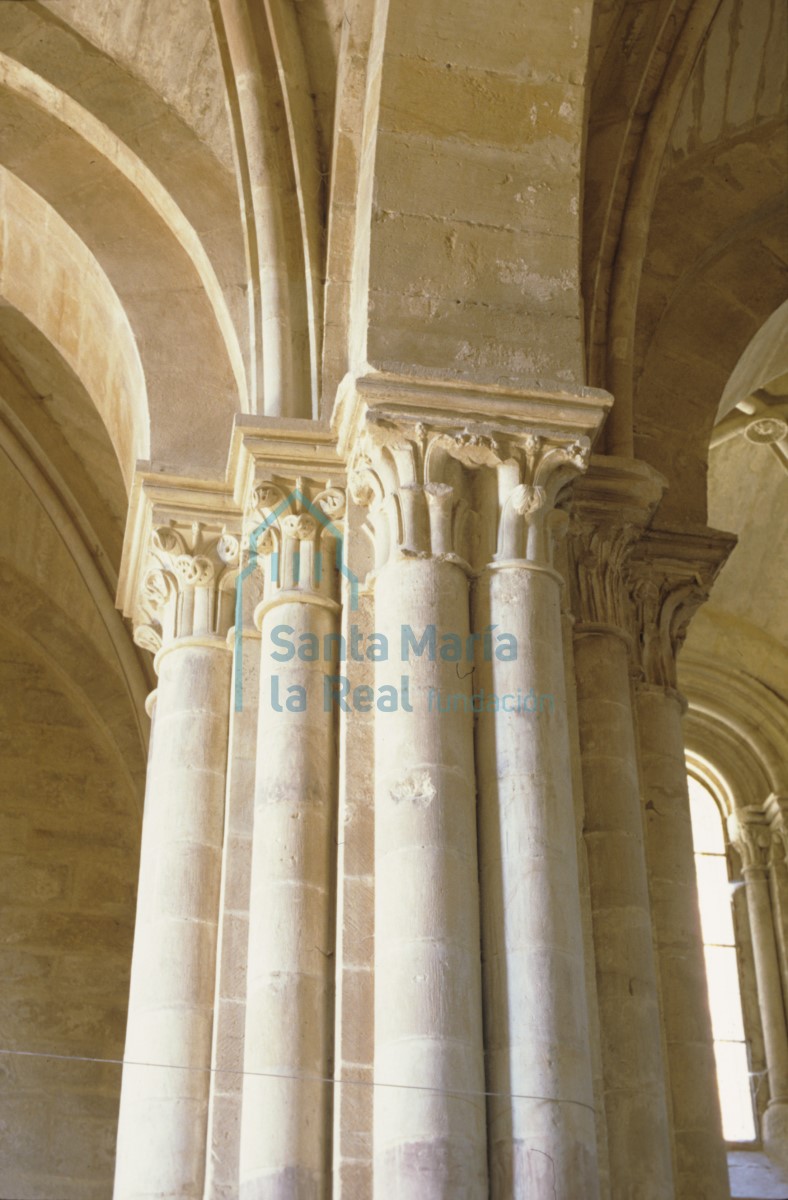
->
115, 394, 738, 1200
351, 424, 488, 1197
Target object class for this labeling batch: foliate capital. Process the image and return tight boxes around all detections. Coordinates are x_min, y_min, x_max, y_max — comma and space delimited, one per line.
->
133, 521, 241, 655
245, 474, 346, 608
348, 406, 592, 570
494, 432, 590, 566
628, 525, 736, 689
766, 796, 788, 864
567, 457, 666, 631
347, 412, 503, 568
728, 808, 773, 872
336, 372, 611, 572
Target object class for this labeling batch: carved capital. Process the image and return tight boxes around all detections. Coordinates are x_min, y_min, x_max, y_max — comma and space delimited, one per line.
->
567, 457, 666, 631
569, 519, 640, 630
766, 795, 788, 865
349, 407, 591, 571
245, 474, 345, 606
728, 808, 773, 872
494, 432, 590, 567
628, 525, 736, 689
348, 413, 483, 568
133, 521, 241, 654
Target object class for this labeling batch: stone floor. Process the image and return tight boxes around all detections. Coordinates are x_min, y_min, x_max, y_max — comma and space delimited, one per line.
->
729, 1151, 788, 1199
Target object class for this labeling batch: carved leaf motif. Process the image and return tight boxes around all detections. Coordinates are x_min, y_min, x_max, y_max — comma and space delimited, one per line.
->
142, 569, 171, 611
281, 513, 316, 541
252, 528, 276, 556
348, 455, 377, 507
511, 484, 546, 517
152, 526, 182, 555
449, 428, 503, 468
217, 534, 240, 564
252, 483, 286, 512
133, 624, 162, 654
315, 487, 346, 522
174, 555, 214, 585
564, 439, 591, 470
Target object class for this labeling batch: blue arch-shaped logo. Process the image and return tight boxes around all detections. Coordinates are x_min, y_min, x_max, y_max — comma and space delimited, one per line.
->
233, 490, 359, 711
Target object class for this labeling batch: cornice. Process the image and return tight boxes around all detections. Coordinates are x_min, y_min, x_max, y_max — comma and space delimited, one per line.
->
333, 370, 613, 459
227, 415, 343, 510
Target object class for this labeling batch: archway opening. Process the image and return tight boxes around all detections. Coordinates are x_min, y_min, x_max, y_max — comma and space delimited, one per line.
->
688, 773, 756, 1143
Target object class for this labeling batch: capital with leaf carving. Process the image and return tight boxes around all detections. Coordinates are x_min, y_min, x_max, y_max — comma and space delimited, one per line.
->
728, 807, 773, 875
338, 373, 612, 574
628, 524, 736, 692
567, 456, 666, 636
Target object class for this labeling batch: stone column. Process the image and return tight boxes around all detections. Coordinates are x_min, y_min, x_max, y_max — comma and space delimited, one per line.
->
239, 477, 345, 1199
631, 526, 735, 1200
115, 519, 240, 1200
555, 528, 612, 1200
766, 798, 788, 1029
568, 459, 674, 1199
349, 415, 489, 1199
728, 809, 788, 1172
204, 543, 263, 1198
473, 433, 601, 1198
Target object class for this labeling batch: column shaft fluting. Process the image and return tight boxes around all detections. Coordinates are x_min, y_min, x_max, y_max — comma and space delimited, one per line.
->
114, 639, 232, 1199
374, 555, 487, 1198
635, 685, 730, 1200
475, 565, 599, 1199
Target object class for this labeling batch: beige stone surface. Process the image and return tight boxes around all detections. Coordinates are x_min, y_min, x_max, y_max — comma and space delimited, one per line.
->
0, 0, 785, 1196
0, 629, 140, 1200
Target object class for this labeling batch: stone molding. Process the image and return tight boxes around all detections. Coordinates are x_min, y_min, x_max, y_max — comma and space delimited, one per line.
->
766, 795, 788, 864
